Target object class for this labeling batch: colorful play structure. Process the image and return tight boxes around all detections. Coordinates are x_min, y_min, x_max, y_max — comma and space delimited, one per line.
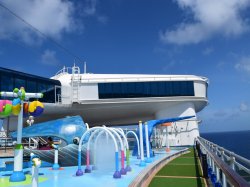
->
74, 115, 195, 179
2, 90, 196, 183
0, 87, 43, 182
76, 126, 130, 178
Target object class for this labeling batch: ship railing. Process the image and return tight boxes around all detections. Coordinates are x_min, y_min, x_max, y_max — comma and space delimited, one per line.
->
54, 64, 81, 78
54, 85, 62, 104
196, 137, 250, 187
79, 75, 208, 83
0, 137, 14, 153
55, 66, 72, 76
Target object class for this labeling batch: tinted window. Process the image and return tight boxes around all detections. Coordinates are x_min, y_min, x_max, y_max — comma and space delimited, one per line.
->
0, 67, 61, 103
1, 74, 14, 91
15, 77, 26, 88
98, 81, 194, 99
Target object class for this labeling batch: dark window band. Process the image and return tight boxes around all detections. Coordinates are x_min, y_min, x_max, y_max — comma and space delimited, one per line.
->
98, 81, 194, 99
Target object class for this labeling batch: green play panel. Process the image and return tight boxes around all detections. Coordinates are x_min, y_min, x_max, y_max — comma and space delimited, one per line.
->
0, 175, 48, 187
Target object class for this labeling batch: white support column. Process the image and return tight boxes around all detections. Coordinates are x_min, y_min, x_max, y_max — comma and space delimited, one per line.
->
139, 121, 146, 167
144, 122, 151, 163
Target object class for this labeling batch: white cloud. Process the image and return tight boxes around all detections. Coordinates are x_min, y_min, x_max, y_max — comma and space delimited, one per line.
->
97, 15, 108, 24
83, 0, 97, 15
235, 56, 250, 73
240, 102, 248, 112
202, 47, 214, 55
41, 49, 59, 66
0, 0, 78, 44
161, 0, 250, 45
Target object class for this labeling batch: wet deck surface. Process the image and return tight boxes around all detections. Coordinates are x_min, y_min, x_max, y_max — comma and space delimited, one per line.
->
149, 148, 207, 187
0, 149, 184, 187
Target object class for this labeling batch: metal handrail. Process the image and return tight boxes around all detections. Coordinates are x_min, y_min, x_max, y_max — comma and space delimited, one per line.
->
199, 136, 250, 167
197, 137, 250, 187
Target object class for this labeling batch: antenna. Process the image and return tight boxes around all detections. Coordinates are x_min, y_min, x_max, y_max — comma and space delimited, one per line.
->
84, 62, 87, 74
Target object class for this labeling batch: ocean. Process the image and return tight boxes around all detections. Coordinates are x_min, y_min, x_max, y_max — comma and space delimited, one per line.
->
201, 131, 250, 160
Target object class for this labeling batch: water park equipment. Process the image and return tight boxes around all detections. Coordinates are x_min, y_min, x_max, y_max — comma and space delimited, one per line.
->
12, 116, 88, 167
52, 144, 60, 170
30, 153, 42, 187
133, 116, 195, 157
77, 127, 121, 178
84, 129, 101, 173
105, 127, 126, 175
0, 100, 12, 117
27, 116, 35, 149
126, 131, 140, 159
144, 122, 152, 163
138, 121, 146, 167
0, 87, 43, 182
161, 122, 172, 152
111, 128, 131, 172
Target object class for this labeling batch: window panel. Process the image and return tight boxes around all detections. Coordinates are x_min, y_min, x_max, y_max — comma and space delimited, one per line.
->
1, 74, 14, 91
14, 77, 26, 88
26, 80, 37, 92
98, 81, 194, 99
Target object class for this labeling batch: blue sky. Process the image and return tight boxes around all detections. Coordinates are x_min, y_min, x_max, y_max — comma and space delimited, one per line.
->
0, 0, 250, 132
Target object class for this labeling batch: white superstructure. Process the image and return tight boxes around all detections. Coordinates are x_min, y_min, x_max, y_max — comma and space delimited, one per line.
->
2, 65, 209, 146
45, 65, 208, 146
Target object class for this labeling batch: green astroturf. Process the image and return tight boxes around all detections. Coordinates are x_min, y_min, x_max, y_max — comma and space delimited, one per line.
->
149, 148, 205, 187
149, 177, 205, 187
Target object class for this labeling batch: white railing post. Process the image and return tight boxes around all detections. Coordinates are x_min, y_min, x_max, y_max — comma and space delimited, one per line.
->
230, 154, 235, 171
216, 165, 220, 184
220, 150, 227, 187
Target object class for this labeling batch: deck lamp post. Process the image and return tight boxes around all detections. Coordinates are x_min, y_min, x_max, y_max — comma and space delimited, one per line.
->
0, 88, 43, 182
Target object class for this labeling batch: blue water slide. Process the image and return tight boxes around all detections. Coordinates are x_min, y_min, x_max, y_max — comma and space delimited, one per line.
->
10, 116, 89, 166
132, 115, 195, 157
11, 115, 88, 144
